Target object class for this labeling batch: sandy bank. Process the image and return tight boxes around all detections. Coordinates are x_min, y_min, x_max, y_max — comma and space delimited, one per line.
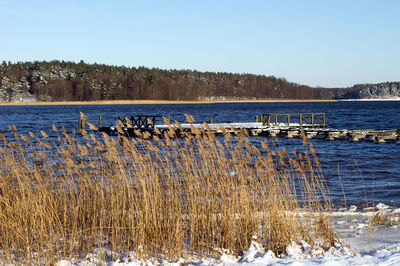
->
0, 99, 338, 106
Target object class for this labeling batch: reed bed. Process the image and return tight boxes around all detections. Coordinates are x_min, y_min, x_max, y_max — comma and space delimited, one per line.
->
0, 114, 335, 264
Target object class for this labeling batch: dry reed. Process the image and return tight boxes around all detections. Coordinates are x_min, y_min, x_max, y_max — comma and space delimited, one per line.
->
0, 115, 336, 264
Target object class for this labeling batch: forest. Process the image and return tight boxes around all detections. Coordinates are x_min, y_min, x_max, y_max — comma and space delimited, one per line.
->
0, 60, 350, 102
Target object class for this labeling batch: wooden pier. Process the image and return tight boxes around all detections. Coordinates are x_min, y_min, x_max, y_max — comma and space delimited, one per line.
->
81, 113, 400, 145
261, 113, 326, 128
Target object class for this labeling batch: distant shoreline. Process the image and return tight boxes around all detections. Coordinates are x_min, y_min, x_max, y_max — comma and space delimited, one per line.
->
0, 99, 339, 106
338, 98, 400, 101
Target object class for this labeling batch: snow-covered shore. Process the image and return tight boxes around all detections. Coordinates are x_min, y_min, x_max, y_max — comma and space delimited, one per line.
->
56, 203, 400, 265
56, 242, 400, 265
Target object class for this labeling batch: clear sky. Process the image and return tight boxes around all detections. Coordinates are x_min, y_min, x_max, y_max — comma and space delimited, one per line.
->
1, 0, 399, 87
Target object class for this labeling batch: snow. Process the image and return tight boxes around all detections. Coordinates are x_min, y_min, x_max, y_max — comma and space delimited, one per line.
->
51, 202, 400, 265
348, 205, 357, 212
155, 122, 306, 130
156, 122, 265, 131
376, 203, 390, 210
55, 242, 400, 265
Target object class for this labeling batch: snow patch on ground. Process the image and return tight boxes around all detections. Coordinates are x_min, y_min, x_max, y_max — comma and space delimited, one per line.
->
56, 242, 400, 265
53, 202, 400, 265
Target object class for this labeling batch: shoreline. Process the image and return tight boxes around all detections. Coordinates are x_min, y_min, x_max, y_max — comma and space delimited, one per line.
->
0, 99, 338, 106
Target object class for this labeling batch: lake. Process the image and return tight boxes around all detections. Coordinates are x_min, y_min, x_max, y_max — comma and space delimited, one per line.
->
1, 100, 400, 205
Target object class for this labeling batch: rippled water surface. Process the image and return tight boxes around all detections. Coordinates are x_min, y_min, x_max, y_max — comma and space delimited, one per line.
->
1, 101, 400, 204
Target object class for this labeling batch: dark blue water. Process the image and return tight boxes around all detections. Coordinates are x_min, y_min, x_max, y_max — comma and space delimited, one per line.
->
1, 101, 400, 204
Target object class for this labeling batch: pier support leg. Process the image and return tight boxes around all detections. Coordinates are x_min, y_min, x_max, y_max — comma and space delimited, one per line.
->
286, 131, 299, 139
306, 132, 318, 139
350, 134, 359, 142
251, 129, 262, 136
326, 132, 339, 141
268, 130, 280, 137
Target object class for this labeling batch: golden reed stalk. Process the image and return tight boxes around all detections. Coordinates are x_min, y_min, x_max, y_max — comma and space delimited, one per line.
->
0, 115, 335, 264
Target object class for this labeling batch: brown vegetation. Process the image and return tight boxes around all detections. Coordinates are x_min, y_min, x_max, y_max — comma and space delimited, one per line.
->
0, 115, 335, 264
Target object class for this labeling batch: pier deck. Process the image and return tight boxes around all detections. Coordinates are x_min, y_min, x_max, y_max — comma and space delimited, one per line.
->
96, 122, 400, 145
81, 113, 400, 145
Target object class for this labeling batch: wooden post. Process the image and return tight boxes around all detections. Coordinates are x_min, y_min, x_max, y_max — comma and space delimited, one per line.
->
312, 114, 315, 127
99, 115, 102, 128
78, 118, 85, 133
255, 115, 259, 123
168, 114, 171, 124
209, 116, 213, 124
300, 114, 303, 127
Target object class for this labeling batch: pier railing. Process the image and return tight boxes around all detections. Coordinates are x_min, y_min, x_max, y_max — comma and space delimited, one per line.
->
262, 113, 326, 128
119, 115, 163, 129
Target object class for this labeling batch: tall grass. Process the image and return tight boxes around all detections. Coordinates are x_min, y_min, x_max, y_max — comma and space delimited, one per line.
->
0, 115, 335, 264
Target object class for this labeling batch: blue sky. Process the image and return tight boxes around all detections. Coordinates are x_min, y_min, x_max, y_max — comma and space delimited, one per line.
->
1, 0, 399, 87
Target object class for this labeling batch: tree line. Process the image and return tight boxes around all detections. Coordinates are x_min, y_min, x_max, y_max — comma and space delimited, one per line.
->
0, 60, 345, 102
